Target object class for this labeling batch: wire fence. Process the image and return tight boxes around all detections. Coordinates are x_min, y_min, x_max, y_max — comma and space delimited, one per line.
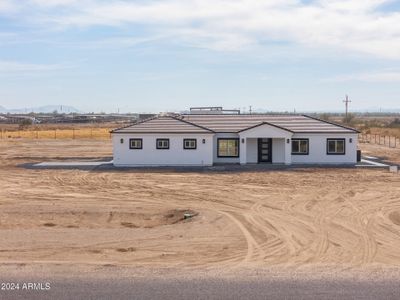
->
359, 133, 400, 148
0, 128, 113, 140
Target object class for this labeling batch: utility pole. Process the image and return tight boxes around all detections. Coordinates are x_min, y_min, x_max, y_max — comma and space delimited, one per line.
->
343, 94, 351, 122
249, 105, 252, 115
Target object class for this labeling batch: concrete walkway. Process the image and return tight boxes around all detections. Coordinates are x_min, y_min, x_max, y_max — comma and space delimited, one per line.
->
24, 156, 397, 172
33, 161, 113, 167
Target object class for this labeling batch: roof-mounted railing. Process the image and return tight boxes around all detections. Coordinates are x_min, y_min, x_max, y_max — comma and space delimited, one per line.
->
189, 107, 240, 114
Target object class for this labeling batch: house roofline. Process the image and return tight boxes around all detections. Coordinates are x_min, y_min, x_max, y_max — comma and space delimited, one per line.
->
293, 131, 360, 134
171, 115, 215, 132
110, 115, 215, 134
302, 114, 360, 133
237, 121, 294, 133
111, 131, 215, 134
109, 115, 158, 133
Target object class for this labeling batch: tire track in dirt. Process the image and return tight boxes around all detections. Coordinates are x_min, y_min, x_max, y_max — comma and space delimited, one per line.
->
2, 140, 400, 267
216, 210, 256, 265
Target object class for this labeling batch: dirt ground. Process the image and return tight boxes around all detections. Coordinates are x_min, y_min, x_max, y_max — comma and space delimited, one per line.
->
0, 139, 400, 271
359, 142, 400, 164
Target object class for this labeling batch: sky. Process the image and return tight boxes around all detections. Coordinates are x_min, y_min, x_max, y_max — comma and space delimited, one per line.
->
0, 0, 400, 113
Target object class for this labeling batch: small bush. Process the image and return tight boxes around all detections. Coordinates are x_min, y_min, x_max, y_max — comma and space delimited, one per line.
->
18, 118, 33, 129
388, 118, 400, 128
342, 113, 356, 125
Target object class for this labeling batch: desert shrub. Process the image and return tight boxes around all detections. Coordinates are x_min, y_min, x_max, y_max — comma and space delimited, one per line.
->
18, 118, 33, 129
319, 113, 331, 121
388, 118, 400, 128
342, 113, 356, 125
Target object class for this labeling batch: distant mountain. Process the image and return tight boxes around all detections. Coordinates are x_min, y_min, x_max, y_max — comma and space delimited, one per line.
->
0, 105, 81, 114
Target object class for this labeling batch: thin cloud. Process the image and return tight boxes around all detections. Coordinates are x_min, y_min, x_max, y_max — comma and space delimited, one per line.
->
2, 0, 400, 59
0, 60, 73, 74
323, 70, 400, 82
0, 0, 18, 13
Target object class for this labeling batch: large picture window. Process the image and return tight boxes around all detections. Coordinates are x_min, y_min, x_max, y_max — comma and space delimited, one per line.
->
183, 139, 197, 150
217, 138, 239, 157
327, 138, 345, 155
156, 138, 169, 149
291, 139, 309, 155
129, 138, 142, 149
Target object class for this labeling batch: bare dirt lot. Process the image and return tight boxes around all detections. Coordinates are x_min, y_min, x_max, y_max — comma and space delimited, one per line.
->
0, 139, 400, 272
359, 142, 400, 164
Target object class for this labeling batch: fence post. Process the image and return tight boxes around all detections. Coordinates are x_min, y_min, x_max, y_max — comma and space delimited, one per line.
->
54, 129, 57, 139
73, 128, 75, 139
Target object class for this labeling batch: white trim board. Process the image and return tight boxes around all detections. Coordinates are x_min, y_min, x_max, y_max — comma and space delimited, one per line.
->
34, 161, 113, 167
357, 159, 389, 167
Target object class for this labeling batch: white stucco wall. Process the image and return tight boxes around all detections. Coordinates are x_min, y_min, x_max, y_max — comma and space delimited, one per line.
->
112, 133, 214, 166
290, 133, 358, 164
239, 124, 293, 139
239, 124, 292, 165
112, 129, 358, 166
272, 138, 286, 163
245, 138, 286, 164
246, 138, 258, 163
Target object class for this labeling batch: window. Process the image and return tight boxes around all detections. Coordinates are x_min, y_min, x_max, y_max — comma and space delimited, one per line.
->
327, 138, 345, 155
292, 139, 309, 155
183, 139, 197, 150
217, 138, 239, 157
156, 138, 169, 149
129, 138, 142, 149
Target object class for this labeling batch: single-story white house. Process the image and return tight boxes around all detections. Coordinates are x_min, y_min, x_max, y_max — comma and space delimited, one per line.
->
111, 114, 359, 167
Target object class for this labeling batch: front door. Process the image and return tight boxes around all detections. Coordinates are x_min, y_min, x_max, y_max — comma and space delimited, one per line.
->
258, 138, 272, 163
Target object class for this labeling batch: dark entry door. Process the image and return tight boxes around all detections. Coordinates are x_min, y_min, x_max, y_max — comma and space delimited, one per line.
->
258, 138, 272, 163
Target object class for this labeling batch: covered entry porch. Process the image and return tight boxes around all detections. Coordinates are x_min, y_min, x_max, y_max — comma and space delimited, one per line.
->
238, 123, 293, 165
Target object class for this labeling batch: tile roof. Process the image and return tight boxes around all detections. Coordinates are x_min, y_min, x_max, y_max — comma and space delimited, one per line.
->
112, 114, 358, 134
181, 114, 358, 133
111, 116, 214, 134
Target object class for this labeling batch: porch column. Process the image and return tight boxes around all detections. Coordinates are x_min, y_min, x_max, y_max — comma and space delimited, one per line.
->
284, 138, 291, 165
240, 137, 247, 165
